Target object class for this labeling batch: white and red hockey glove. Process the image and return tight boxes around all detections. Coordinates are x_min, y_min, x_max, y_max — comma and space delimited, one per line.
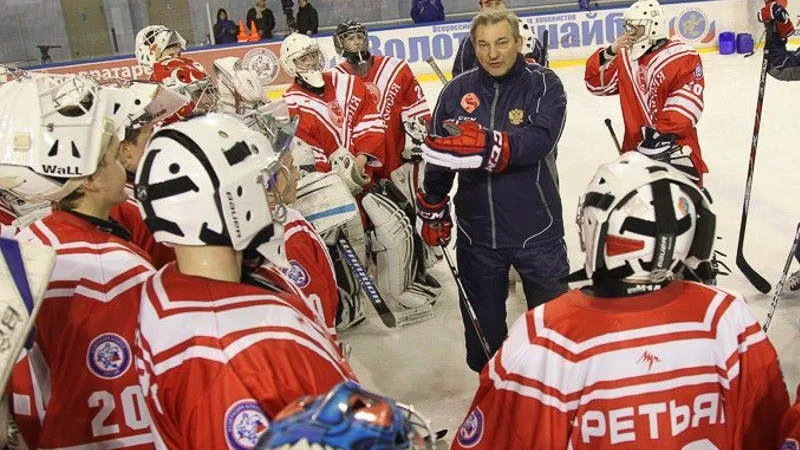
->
423, 120, 510, 172
415, 191, 453, 246
759, 1, 795, 38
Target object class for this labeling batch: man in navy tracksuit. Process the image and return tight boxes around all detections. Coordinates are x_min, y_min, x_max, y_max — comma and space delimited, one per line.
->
416, 8, 568, 372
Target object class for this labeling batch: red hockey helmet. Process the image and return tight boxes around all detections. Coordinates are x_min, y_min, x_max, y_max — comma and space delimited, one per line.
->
150, 57, 217, 123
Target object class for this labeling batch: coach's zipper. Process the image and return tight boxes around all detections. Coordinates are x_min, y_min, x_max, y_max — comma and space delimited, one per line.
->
488, 81, 499, 249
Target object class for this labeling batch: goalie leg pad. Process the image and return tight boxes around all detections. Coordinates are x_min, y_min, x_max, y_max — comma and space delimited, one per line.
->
329, 242, 366, 331
361, 190, 438, 310
390, 164, 444, 270
295, 172, 359, 236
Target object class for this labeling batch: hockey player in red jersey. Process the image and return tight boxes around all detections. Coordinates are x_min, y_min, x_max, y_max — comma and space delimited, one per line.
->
452, 152, 791, 450
280, 32, 385, 184
108, 81, 187, 268
280, 32, 439, 324
585, 0, 707, 184
332, 20, 431, 181
149, 56, 217, 124
133, 113, 355, 450
0, 75, 157, 449
134, 25, 186, 76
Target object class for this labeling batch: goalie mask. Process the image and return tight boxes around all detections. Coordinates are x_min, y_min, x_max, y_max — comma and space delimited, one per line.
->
623, 0, 668, 60
213, 56, 267, 114
135, 25, 187, 73
135, 113, 285, 253
576, 152, 715, 288
0, 75, 117, 202
106, 80, 188, 139
280, 33, 325, 89
255, 381, 434, 450
150, 57, 217, 123
334, 20, 371, 71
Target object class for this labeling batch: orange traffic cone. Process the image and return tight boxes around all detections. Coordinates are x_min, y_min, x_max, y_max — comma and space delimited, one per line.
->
248, 21, 260, 42
237, 20, 248, 43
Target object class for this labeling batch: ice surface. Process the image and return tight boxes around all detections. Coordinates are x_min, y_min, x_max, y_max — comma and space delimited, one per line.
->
342, 53, 800, 441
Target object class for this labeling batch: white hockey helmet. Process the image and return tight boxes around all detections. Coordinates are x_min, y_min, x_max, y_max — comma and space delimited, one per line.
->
135, 25, 187, 73
0, 75, 117, 202
134, 113, 285, 252
623, 0, 669, 60
280, 33, 325, 89
517, 19, 536, 56
106, 80, 188, 139
577, 152, 715, 284
213, 56, 267, 113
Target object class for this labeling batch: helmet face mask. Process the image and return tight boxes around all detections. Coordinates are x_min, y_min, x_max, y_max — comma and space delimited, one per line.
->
334, 21, 371, 70
622, 0, 668, 60
135, 26, 187, 73
280, 33, 325, 89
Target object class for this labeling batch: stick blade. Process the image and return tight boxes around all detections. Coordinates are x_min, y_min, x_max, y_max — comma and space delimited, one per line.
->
736, 252, 772, 293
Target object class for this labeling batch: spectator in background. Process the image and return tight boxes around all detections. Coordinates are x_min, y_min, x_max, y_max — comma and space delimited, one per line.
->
247, 0, 276, 39
296, 0, 319, 35
214, 8, 238, 44
411, 0, 445, 23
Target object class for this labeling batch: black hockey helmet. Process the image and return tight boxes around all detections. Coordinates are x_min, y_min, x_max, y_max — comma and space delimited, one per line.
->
334, 20, 371, 68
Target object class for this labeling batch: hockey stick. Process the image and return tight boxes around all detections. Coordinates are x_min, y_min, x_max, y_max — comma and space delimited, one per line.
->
336, 237, 397, 328
604, 118, 622, 154
541, 29, 550, 67
426, 56, 448, 85
763, 223, 800, 332
736, 38, 772, 294
438, 237, 492, 360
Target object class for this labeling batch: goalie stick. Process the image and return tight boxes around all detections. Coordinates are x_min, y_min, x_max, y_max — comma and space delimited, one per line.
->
736, 32, 772, 294
336, 237, 433, 328
763, 222, 800, 332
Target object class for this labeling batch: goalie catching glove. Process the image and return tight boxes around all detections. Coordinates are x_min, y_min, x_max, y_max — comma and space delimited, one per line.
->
329, 148, 370, 195
636, 126, 701, 183
423, 120, 510, 172
415, 191, 452, 246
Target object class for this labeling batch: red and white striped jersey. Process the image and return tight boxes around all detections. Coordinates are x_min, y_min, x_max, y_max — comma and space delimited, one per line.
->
334, 55, 431, 179
585, 41, 707, 177
281, 208, 338, 331
283, 71, 386, 173
453, 281, 791, 450
110, 182, 175, 269
136, 263, 355, 450
781, 387, 800, 449
10, 210, 156, 450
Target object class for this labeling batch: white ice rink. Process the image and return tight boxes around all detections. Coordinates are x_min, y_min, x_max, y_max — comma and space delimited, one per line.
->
342, 53, 800, 441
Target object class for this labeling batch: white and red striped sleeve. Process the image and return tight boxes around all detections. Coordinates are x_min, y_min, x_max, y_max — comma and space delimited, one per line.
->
584, 47, 620, 97
656, 51, 704, 134
398, 63, 431, 123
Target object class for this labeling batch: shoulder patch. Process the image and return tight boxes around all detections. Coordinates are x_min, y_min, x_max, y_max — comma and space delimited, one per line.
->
225, 400, 269, 450
694, 63, 703, 79
456, 407, 485, 448
86, 333, 132, 379
283, 260, 311, 288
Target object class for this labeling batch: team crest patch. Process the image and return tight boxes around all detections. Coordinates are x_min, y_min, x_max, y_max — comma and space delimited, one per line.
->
460, 93, 480, 113
225, 400, 269, 450
669, 8, 717, 44
86, 333, 131, 379
364, 82, 381, 106
284, 260, 310, 288
782, 439, 799, 450
456, 407, 484, 448
327, 100, 344, 127
241, 48, 280, 85
694, 64, 703, 79
508, 108, 524, 126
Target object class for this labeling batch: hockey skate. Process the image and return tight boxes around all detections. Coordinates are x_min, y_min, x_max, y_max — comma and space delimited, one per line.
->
781, 270, 800, 296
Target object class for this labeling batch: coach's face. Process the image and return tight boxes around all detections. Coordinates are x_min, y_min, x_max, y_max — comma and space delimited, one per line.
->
474, 20, 522, 78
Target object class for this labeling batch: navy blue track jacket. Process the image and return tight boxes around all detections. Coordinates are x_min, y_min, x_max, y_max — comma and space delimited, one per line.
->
424, 55, 566, 249
766, 28, 800, 80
